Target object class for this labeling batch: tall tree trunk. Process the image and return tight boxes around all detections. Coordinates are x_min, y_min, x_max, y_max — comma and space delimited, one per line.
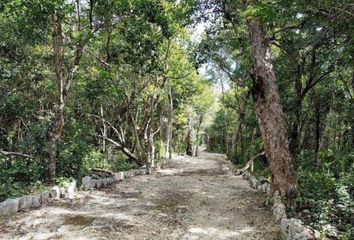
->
146, 127, 153, 174
248, 20, 297, 194
100, 105, 107, 152
48, 5, 84, 183
194, 115, 203, 157
48, 12, 65, 182
186, 130, 193, 156
159, 110, 167, 163
195, 128, 200, 157
315, 103, 321, 166
166, 85, 173, 159
186, 116, 193, 156
230, 95, 248, 163
48, 14, 84, 182
205, 130, 211, 152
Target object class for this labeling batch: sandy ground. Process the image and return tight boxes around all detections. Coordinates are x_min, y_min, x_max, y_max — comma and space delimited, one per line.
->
0, 151, 280, 240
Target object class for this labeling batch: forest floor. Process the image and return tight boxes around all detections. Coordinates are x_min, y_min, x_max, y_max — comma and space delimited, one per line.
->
0, 151, 280, 240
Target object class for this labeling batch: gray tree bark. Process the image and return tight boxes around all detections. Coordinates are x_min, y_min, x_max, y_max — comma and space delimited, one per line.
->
248, 20, 297, 194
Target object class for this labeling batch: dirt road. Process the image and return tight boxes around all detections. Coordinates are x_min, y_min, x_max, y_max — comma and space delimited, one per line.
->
0, 151, 280, 240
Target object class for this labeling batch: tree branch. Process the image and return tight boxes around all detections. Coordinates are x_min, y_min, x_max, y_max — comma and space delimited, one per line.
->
84, 49, 111, 68
270, 19, 308, 40
0, 150, 33, 158
235, 151, 265, 175
98, 136, 140, 164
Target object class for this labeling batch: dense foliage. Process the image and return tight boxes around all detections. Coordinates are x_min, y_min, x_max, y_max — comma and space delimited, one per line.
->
0, 0, 214, 199
0, 0, 353, 239
192, 0, 353, 238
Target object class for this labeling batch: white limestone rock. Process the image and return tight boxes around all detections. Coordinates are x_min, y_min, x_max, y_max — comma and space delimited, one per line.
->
40, 191, 51, 203
131, 169, 139, 176
112, 173, 119, 182
124, 170, 134, 178
31, 194, 41, 208
96, 179, 103, 189
108, 177, 115, 184
118, 172, 124, 180
265, 184, 271, 194
250, 178, 258, 189
0, 198, 19, 216
59, 187, 66, 198
50, 186, 60, 199
18, 195, 33, 211
322, 224, 338, 238
261, 184, 267, 193
101, 178, 108, 187
91, 179, 97, 188
64, 181, 76, 199
51, 186, 61, 199
272, 203, 287, 221
271, 194, 282, 205
105, 178, 111, 185
280, 218, 318, 240
81, 176, 94, 190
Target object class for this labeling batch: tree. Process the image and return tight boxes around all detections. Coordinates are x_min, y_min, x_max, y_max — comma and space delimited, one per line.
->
191, 0, 297, 194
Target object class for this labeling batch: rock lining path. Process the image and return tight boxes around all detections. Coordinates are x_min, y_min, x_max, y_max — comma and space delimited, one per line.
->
0, 151, 280, 240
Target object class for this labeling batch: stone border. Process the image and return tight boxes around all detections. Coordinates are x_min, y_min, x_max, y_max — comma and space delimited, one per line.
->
0, 181, 77, 216
242, 171, 321, 240
80, 167, 152, 190
0, 163, 161, 218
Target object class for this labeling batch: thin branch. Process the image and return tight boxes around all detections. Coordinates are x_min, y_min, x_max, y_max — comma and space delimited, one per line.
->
0, 150, 33, 158
235, 151, 265, 175
98, 136, 140, 163
84, 49, 111, 68
91, 114, 124, 143
270, 19, 308, 40
152, 126, 161, 136
301, 69, 333, 99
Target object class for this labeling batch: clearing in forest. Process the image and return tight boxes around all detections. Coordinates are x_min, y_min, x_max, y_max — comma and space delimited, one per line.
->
0, 151, 280, 240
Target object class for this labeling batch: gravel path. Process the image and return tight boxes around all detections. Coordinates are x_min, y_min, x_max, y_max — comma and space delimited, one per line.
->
0, 151, 280, 240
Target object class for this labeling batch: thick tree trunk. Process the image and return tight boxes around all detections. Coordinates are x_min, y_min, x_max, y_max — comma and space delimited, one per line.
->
248, 20, 297, 194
